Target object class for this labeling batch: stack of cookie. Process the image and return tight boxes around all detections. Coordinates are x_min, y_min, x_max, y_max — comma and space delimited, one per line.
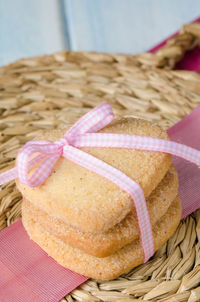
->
17, 118, 181, 280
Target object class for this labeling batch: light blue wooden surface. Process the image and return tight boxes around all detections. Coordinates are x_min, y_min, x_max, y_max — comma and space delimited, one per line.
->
0, 0, 66, 66
63, 0, 200, 54
0, 0, 200, 65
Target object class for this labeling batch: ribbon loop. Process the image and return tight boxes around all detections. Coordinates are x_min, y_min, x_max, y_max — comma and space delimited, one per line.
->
17, 141, 62, 187
66, 103, 114, 140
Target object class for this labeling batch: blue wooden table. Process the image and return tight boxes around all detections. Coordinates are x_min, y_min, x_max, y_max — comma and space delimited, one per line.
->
0, 0, 200, 65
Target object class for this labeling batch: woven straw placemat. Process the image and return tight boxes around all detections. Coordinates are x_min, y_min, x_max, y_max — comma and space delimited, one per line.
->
0, 23, 200, 302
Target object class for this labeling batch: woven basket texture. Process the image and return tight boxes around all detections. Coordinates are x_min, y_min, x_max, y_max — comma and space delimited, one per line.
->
0, 23, 200, 302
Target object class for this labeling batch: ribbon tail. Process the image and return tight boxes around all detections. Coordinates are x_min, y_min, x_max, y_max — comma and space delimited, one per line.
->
0, 167, 18, 185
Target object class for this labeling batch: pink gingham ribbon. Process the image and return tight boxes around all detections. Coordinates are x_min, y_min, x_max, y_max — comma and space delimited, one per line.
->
0, 103, 200, 263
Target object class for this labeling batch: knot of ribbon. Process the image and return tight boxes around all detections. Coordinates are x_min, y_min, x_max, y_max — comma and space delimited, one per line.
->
1, 103, 200, 262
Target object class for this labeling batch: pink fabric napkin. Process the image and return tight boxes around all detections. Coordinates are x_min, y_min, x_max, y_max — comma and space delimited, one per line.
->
168, 105, 200, 218
0, 220, 88, 302
0, 18, 200, 302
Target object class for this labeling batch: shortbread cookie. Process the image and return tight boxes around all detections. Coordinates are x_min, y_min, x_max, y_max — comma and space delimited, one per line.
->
17, 118, 171, 233
23, 196, 181, 280
22, 165, 178, 257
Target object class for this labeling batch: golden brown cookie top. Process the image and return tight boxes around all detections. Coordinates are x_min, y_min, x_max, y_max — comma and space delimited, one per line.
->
17, 117, 171, 233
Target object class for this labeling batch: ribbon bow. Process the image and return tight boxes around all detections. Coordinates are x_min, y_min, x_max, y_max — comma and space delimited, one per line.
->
1, 103, 200, 262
